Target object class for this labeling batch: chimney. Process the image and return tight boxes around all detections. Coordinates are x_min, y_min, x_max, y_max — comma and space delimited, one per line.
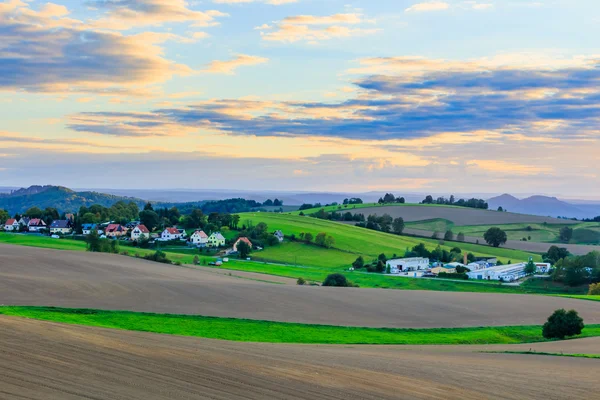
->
463, 253, 468, 265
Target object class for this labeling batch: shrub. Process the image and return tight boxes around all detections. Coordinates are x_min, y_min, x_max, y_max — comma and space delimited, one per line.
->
297, 277, 306, 285
438, 272, 469, 280
323, 273, 351, 287
589, 283, 600, 295
193, 255, 200, 265
143, 250, 172, 264
542, 309, 584, 340
352, 256, 365, 269
174, 261, 182, 266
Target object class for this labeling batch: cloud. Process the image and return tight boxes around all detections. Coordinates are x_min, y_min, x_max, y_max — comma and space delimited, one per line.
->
405, 1, 450, 12
0, 1, 193, 94
260, 13, 380, 43
203, 54, 269, 74
87, 0, 228, 29
214, 0, 297, 4
67, 56, 600, 141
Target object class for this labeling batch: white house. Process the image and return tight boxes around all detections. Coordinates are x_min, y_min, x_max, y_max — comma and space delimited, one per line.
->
467, 263, 527, 282
4, 218, 19, 231
208, 232, 226, 247
18, 217, 30, 227
131, 225, 150, 242
160, 227, 183, 241
386, 257, 430, 273
273, 230, 284, 243
190, 230, 208, 246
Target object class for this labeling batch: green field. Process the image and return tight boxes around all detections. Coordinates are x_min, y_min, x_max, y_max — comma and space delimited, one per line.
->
241, 213, 541, 264
3, 306, 599, 345
406, 218, 455, 232
291, 202, 462, 215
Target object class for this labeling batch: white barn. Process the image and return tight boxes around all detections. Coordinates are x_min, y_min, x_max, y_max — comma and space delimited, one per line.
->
386, 257, 430, 273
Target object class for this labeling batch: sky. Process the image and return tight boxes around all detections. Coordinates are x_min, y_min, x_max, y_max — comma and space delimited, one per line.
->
1, 0, 600, 197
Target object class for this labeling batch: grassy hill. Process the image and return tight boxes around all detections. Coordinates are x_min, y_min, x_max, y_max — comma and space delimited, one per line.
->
240, 213, 542, 265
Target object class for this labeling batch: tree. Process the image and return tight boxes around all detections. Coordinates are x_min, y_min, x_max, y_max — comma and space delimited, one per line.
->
315, 232, 327, 247
385, 264, 391, 274
143, 202, 154, 211
237, 240, 251, 259
85, 230, 102, 252
25, 207, 43, 218
352, 256, 364, 269
422, 195, 434, 204
444, 230, 454, 241
375, 260, 386, 273
457, 232, 465, 242
431, 231, 439, 239
193, 255, 200, 265
542, 309, 584, 340
588, 283, 600, 295
304, 232, 314, 243
544, 246, 570, 263
559, 226, 574, 243
382, 193, 395, 203
484, 227, 507, 247
397, 197, 406, 204
524, 258, 537, 275
0, 209, 8, 224
497, 206, 504, 212
297, 277, 306, 285
324, 235, 335, 249
392, 217, 405, 234
323, 273, 350, 287
139, 210, 160, 231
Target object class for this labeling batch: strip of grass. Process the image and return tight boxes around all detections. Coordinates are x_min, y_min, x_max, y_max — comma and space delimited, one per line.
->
556, 295, 600, 302
3, 306, 600, 345
483, 351, 600, 359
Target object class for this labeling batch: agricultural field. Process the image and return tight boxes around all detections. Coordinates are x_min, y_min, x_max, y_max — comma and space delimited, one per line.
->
240, 212, 542, 263
3, 316, 600, 400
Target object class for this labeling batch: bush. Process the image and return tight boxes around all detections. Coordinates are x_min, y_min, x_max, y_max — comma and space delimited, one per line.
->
542, 309, 584, 340
193, 255, 200, 265
323, 273, 351, 287
143, 250, 172, 264
438, 272, 469, 280
297, 277, 306, 285
589, 283, 600, 295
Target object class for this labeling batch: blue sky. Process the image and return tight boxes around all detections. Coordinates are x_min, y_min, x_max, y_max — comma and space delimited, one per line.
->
1, 0, 599, 197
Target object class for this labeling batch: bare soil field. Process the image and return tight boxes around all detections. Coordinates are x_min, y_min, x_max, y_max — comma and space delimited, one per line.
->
403, 227, 600, 256
348, 205, 578, 225
1, 316, 599, 400
2, 244, 600, 328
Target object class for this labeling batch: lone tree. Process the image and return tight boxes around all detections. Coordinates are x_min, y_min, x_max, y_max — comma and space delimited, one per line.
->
457, 232, 465, 242
524, 258, 537, 275
352, 256, 364, 269
484, 227, 507, 247
444, 230, 454, 241
559, 226, 574, 243
237, 240, 251, 259
323, 273, 350, 287
542, 309, 584, 340
392, 217, 405, 234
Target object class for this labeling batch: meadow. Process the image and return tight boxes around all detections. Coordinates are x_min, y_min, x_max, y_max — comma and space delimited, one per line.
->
3, 306, 600, 345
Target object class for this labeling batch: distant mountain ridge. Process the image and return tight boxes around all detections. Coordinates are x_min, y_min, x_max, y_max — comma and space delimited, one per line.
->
487, 194, 600, 219
0, 186, 149, 215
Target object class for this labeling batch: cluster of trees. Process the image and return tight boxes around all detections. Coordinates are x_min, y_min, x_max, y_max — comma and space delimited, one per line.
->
377, 193, 405, 204
84, 230, 120, 254
343, 198, 363, 205
237, 221, 280, 248
310, 209, 365, 222
140, 202, 241, 233
559, 226, 573, 243
351, 254, 387, 273
262, 199, 283, 207
582, 216, 600, 222
421, 195, 488, 210
355, 214, 405, 234
0, 208, 8, 224
299, 198, 364, 211
551, 251, 600, 287
78, 202, 139, 225
296, 231, 335, 248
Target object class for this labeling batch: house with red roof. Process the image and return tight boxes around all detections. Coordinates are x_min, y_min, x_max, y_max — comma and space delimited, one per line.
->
160, 227, 183, 241
4, 218, 19, 231
105, 224, 127, 238
233, 237, 252, 252
131, 224, 150, 242
28, 218, 47, 232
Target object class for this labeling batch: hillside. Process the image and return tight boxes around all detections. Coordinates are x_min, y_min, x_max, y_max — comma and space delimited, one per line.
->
488, 194, 600, 219
0, 186, 147, 214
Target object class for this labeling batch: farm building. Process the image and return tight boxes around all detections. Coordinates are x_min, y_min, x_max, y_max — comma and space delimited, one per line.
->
386, 257, 430, 273
131, 225, 150, 242
18, 217, 30, 227
49, 220, 73, 234
208, 232, 226, 248
467, 261, 553, 282
190, 230, 208, 247
431, 265, 457, 274
233, 237, 252, 252
4, 219, 19, 231
160, 227, 183, 241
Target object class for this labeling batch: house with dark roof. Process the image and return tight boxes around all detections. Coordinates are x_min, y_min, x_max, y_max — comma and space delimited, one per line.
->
273, 230, 284, 242
28, 219, 47, 232
50, 220, 73, 234
82, 224, 102, 235
105, 224, 127, 238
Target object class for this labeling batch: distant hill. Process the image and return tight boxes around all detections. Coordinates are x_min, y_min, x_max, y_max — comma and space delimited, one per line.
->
488, 194, 600, 219
0, 186, 148, 215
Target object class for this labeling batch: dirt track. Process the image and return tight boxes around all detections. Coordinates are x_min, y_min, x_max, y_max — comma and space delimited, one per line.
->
348, 205, 577, 225
1, 315, 599, 400
2, 243, 600, 328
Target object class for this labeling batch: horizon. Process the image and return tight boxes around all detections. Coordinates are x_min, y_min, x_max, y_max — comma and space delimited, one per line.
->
1, 0, 600, 196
